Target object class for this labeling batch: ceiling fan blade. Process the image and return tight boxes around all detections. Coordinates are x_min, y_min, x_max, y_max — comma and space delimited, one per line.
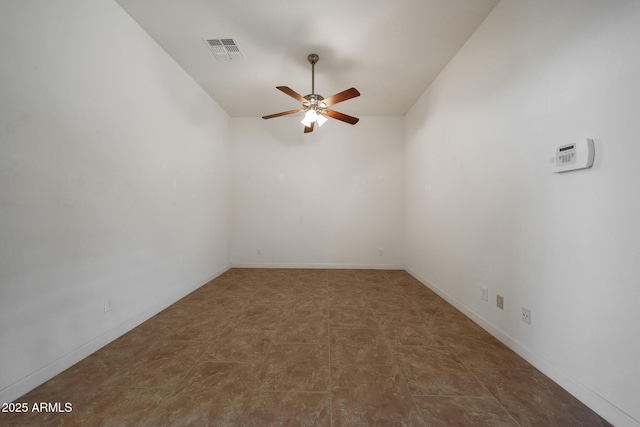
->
304, 121, 315, 133
322, 87, 360, 107
276, 86, 306, 103
262, 109, 301, 120
325, 109, 359, 125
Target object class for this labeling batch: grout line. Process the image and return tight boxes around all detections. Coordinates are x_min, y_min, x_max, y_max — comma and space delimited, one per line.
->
458, 349, 523, 427
240, 271, 284, 412
325, 271, 334, 427
360, 271, 428, 425
407, 392, 512, 399
254, 389, 331, 394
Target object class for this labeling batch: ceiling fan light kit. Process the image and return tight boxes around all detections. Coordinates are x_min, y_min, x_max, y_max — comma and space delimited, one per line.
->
262, 53, 360, 133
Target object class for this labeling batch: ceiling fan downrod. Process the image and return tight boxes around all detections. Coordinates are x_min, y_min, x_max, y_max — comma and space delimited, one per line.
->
308, 53, 318, 95
302, 53, 326, 127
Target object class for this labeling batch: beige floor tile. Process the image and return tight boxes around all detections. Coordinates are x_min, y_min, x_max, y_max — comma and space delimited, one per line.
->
237, 391, 331, 427
330, 328, 395, 365
57, 387, 172, 427
367, 296, 421, 316
414, 396, 518, 426
274, 314, 328, 344
106, 340, 207, 389
377, 315, 447, 346
258, 343, 330, 392
329, 306, 377, 328
331, 364, 424, 426
392, 345, 490, 396
287, 296, 329, 316
147, 385, 249, 426
474, 368, 612, 427
204, 327, 274, 362
5, 268, 609, 427
446, 335, 532, 370
177, 360, 261, 393
328, 291, 369, 308
230, 304, 285, 331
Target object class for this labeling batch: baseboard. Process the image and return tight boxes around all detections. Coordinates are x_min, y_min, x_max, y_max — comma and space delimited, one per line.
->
405, 267, 639, 427
0, 265, 231, 405
230, 262, 405, 270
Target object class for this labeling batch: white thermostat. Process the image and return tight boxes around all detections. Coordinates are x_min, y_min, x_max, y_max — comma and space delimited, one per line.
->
552, 138, 595, 173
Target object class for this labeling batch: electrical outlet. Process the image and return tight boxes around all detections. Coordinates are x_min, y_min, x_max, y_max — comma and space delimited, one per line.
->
104, 298, 114, 313
257, 248, 262, 255
481, 287, 489, 302
378, 248, 384, 256
522, 308, 531, 325
497, 294, 504, 310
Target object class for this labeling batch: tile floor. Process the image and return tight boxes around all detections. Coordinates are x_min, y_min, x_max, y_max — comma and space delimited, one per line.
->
1, 269, 611, 426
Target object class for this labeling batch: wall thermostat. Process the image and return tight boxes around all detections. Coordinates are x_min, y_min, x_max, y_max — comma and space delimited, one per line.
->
552, 138, 595, 173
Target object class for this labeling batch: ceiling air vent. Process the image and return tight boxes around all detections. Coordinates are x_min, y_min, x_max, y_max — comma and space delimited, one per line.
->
203, 38, 244, 60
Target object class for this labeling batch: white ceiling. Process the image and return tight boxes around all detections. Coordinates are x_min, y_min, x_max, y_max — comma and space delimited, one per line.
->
114, 0, 499, 118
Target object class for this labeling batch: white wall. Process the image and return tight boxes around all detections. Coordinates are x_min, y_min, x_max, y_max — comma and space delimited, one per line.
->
231, 116, 404, 269
0, 0, 231, 402
404, 1, 640, 425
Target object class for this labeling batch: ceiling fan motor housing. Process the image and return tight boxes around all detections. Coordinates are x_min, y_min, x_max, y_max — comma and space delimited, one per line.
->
303, 94, 327, 114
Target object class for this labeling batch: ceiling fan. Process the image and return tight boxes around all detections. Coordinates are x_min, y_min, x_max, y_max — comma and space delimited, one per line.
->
262, 53, 360, 133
